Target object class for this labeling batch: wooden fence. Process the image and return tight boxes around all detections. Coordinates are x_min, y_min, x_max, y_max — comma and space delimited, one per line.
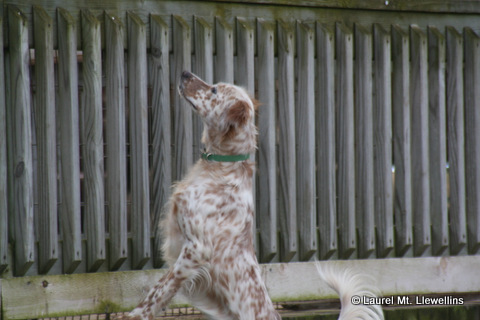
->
0, 0, 480, 279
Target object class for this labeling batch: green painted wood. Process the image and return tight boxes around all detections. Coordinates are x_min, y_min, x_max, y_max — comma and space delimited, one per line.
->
57, 7, 82, 274
445, 26, 467, 255
275, 19, 297, 262
127, 12, 151, 270
391, 25, 413, 257
427, 26, 449, 256
33, 5, 59, 274
373, 24, 394, 258
410, 25, 431, 257
316, 23, 337, 260
150, 15, 172, 268
256, 18, 277, 263
104, 12, 128, 271
354, 23, 375, 259
6, 5, 35, 277
80, 9, 106, 272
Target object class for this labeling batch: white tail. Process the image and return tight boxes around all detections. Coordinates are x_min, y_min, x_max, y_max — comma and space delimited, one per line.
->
315, 262, 384, 320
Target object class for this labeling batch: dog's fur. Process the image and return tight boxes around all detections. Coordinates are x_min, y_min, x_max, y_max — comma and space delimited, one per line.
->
124, 72, 384, 320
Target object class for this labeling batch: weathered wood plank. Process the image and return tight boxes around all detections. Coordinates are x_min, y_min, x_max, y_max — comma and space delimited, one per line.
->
192, 17, 212, 161
276, 20, 297, 262
256, 19, 277, 262
336, 23, 356, 259
427, 26, 449, 256
33, 6, 59, 274
172, 15, 192, 181
464, 28, 480, 254
391, 25, 412, 257
316, 23, 336, 260
57, 7, 82, 274
105, 12, 128, 271
150, 15, 172, 268
236, 17, 258, 256
373, 24, 394, 258
445, 26, 467, 255
354, 24, 375, 259
127, 12, 151, 269
4, 256, 480, 320
410, 25, 431, 257
214, 17, 234, 83
296, 22, 316, 261
7, 5, 35, 276
80, 9, 106, 272
0, 14, 8, 273
235, 18, 254, 94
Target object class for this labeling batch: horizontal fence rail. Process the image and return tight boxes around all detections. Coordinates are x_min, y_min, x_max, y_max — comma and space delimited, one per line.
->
0, 1, 480, 277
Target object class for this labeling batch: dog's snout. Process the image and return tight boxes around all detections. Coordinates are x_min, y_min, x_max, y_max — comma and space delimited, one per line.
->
181, 71, 192, 80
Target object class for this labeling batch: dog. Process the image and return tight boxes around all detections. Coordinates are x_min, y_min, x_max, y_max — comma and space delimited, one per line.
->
123, 71, 384, 320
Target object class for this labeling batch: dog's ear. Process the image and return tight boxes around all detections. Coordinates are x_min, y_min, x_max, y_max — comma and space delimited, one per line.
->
226, 100, 250, 127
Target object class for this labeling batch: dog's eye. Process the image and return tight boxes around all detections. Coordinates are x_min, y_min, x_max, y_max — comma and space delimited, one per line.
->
211, 87, 217, 94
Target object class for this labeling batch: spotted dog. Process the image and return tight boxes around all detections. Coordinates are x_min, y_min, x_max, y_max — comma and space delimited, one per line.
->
123, 71, 384, 320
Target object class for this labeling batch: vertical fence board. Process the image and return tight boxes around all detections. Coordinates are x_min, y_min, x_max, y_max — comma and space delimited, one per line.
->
464, 28, 480, 254
0, 14, 8, 273
256, 19, 277, 262
7, 5, 35, 276
296, 22, 316, 261
192, 17, 212, 161
354, 24, 375, 259
427, 27, 449, 256
57, 8, 82, 274
127, 12, 151, 269
81, 9, 106, 272
410, 25, 431, 256
445, 26, 467, 255
215, 17, 234, 83
150, 15, 172, 268
316, 23, 337, 260
172, 15, 192, 181
235, 18, 254, 93
105, 13, 128, 271
236, 18, 257, 255
336, 23, 356, 259
33, 6, 59, 274
276, 20, 297, 262
373, 24, 394, 258
391, 25, 412, 257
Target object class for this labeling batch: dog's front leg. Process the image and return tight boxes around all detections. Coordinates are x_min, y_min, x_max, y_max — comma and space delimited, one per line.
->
125, 242, 202, 320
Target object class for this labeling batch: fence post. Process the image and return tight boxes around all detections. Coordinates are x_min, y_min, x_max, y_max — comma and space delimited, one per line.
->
128, 12, 151, 270
392, 25, 412, 257
57, 7, 82, 274
81, 9, 106, 272
33, 5, 59, 274
105, 12, 128, 271
7, 5, 35, 276
150, 15, 172, 268
276, 20, 297, 262
445, 26, 467, 255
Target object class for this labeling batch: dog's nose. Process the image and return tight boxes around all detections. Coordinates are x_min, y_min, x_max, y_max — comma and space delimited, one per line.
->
181, 71, 192, 80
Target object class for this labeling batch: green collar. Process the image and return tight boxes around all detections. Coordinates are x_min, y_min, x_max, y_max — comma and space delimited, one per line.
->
201, 152, 250, 162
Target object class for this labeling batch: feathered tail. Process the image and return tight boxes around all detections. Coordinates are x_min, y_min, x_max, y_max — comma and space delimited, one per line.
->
315, 263, 384, 320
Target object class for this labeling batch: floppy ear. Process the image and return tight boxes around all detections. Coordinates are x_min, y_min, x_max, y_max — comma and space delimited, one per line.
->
226, 100, 250, 127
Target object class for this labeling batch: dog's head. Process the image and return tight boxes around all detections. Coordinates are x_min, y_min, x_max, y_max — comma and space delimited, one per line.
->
179, 71, 257, 156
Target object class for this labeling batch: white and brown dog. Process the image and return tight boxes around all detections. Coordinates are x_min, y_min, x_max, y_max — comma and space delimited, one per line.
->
124, 71, 384, 320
